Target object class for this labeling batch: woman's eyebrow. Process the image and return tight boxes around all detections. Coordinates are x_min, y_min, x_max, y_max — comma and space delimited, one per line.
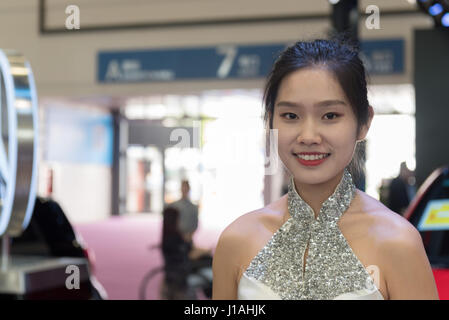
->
316, 99, 347, 108
276, 100, 347, 108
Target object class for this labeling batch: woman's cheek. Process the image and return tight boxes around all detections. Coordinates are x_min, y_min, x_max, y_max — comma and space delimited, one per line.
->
277, 133, 292, 154
274, 133, 288, 161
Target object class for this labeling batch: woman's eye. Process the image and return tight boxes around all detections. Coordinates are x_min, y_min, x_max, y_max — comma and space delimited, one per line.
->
281, 113, 297, 120
324, 113, 340, 120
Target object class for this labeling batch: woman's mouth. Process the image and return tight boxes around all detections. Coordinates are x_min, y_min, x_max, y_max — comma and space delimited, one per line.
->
293, 153, 331, 166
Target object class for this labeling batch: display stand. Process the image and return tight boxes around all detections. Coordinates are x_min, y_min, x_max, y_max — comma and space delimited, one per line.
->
0, 235, 89, 298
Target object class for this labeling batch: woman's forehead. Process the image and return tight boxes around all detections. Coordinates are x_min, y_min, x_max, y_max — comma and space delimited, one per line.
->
278, 68, 345, 97
276, 68, 349, 107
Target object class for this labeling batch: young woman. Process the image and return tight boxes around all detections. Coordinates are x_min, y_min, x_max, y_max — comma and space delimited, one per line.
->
212, 38, 439, 300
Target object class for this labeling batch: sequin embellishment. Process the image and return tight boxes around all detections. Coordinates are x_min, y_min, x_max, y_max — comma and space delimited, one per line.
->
243, 168, 376, 299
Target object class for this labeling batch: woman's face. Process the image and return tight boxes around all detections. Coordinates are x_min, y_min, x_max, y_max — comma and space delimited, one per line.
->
272, 67, 370, 187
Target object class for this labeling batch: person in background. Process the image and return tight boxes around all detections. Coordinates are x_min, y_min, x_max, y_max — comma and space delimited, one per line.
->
161, 207, 212, 299
169, 180, 199, 246
166, 179, 212, 261
388, 162, 416, 216
161, 207, 192, 299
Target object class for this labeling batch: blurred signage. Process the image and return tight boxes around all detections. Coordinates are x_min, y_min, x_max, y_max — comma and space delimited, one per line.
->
360, 39, 404, 75
418, 199, 449, 231
46, 108, 113, 166
97, 39, 404, 83
98, 44, 286, 83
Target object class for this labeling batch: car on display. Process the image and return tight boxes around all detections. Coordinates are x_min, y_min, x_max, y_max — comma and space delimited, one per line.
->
404, 165, 449, 300
0, 196, 107, 300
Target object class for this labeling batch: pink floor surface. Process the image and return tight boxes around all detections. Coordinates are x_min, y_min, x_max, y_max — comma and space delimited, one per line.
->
74, 214, 221, 300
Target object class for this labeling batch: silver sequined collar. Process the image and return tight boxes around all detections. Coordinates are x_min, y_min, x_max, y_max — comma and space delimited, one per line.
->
243, 167, 377, 299
288, 167, 356, 225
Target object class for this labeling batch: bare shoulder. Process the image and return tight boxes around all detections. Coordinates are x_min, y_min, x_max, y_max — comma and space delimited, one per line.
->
216, 200, 283, 252
352, 190, 438, 299
218, 194, 287, 242
353, 189, 421, 245
215, 197, 287, 263
356, 191, 439, 299
355, 189, 420, 242
217, 210, 262, 246
214, 206, 267, 261
212, 200, 284, 299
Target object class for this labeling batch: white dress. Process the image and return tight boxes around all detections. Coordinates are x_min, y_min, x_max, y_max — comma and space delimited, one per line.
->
238, 273, 384, 300
237, 168, 385, 300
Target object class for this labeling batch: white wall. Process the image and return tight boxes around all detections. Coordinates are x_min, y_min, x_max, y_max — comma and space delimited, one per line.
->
51, 163, 112, 224
38, 161, 112, 224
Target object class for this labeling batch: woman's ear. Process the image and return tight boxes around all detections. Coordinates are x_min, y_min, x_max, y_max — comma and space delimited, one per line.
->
357, 105, 374, 142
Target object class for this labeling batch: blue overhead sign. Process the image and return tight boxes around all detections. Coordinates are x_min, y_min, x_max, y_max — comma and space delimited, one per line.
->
360, 39, 404, 75
98, 44, 286, 82
97, 39, 403, 83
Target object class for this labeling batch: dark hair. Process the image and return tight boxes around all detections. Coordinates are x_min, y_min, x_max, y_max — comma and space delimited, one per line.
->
161, 206, 191, 287
161, 207, 182, 250
181, 180, 190, 189
263, 36, 371, 182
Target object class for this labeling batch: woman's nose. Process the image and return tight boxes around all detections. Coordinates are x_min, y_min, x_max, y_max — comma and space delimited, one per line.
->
296, 120, 322, 145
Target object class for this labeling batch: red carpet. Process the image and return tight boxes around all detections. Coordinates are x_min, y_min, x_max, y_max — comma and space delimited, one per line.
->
74, 214, 220, 300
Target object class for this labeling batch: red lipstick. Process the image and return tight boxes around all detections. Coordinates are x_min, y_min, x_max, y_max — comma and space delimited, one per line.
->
294, 153, 330, 167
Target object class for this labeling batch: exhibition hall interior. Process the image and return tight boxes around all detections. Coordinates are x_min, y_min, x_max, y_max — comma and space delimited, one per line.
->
0, 0, 448, 301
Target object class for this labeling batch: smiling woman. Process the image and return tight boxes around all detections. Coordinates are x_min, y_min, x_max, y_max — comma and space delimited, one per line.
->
212, 36, 439, 300
272, 66, 366, 203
